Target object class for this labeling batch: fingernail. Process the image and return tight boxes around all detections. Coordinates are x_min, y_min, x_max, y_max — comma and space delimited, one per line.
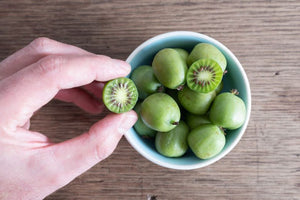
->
118, 111, 138, 135
112, 59, 131, 73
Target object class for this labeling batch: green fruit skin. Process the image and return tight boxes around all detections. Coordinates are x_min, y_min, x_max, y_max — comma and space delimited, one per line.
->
133, 102, 156, 138
215, 81, 223, 94
152, 48, 187, 89
141, 93, 181, 132
209, 92, 246, 130
173, 48, 189, 62
186, 113, 211, 129
178, 87, 216, 115
131, 65, 164, 99
187, 43, 227, 72
188, 124, 226, 159
155, 121, 189, 157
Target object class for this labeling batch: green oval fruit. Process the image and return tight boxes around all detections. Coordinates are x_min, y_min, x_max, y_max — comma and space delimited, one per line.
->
102, 77, 138, 113
173, 48, 189, 62
186, 113, 211, 129
178, 86, 216, 115
155, 121, 189, 157
141, 93, 181, 132
131, 65, 164, 99
188, 124, 226, 159
152, 48, 187, 89
187, 43, 227, 71
209, 92, 246, 130
133, 102, 156, 138
215, 81, 223, 94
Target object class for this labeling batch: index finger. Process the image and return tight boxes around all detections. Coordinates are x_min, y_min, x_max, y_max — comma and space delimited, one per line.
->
0, 37, 91, 80
0, 54, 131, 129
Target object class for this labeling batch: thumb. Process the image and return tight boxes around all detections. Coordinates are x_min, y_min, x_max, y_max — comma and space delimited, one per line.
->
48, 110, 137, 184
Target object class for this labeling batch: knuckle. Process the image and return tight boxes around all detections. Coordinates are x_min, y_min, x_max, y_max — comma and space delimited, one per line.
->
92, 55, 112, 66
30, 37, 54, 53
36, 55, 64, 75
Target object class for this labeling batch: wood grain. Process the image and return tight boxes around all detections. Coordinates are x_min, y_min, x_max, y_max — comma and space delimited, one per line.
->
0, 0, 299, 199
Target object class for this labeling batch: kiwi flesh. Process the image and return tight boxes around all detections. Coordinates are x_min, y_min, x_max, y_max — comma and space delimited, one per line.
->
186, 58, 223, 93
103, 77, 138, 113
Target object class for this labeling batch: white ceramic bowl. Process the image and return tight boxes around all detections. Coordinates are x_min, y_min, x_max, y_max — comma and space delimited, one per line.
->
125, 31, 251, 170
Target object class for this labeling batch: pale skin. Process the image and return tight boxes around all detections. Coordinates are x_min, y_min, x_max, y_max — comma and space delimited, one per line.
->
0, 37, 138, 200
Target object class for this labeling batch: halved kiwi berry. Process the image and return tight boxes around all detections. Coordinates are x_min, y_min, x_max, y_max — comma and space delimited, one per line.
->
187, 58, 223, 93
103, 77, 138, 113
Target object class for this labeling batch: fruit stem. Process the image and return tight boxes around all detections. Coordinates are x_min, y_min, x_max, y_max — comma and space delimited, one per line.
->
176, 85, 184, 91
220, 127, 227, 135
171, 121, 179, 125
230, 89, 239, 95
156, 85, 164, 93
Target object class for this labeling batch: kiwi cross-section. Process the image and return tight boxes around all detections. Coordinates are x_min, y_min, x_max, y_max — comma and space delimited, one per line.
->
186, 58, 223, 93
103, 77, 138, 113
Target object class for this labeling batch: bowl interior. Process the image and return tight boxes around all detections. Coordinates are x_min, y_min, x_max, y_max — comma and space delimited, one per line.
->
126, 32, 250, 169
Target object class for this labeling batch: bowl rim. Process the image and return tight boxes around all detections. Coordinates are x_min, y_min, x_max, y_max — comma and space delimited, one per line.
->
125, 31, 251, 170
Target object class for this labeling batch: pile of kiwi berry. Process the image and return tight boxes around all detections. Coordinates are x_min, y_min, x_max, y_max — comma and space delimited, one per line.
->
102, 43, 246, 160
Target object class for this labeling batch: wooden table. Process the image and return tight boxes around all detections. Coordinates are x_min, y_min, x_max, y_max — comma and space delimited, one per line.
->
0, 0, 299, 199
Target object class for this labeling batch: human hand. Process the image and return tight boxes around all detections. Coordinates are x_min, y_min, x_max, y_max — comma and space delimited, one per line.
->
0, 38, 137, 200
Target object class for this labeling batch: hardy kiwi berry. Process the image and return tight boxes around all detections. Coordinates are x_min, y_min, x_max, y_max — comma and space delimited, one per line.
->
186, 58, 223, 93
140, 93, 180, 132
152, 48, 187, 90
133, 102, 156, 138
187, 43, 227, 72
215, 81, 223, 94
185, 113, 211, 130
173, 48, 189, 62
178, 86, 216, 115
131, 65, 164, 99
188, 124, 226, 159
209, 89, 246, 130
155, 121, 189, 157
102, 77, 138, 113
